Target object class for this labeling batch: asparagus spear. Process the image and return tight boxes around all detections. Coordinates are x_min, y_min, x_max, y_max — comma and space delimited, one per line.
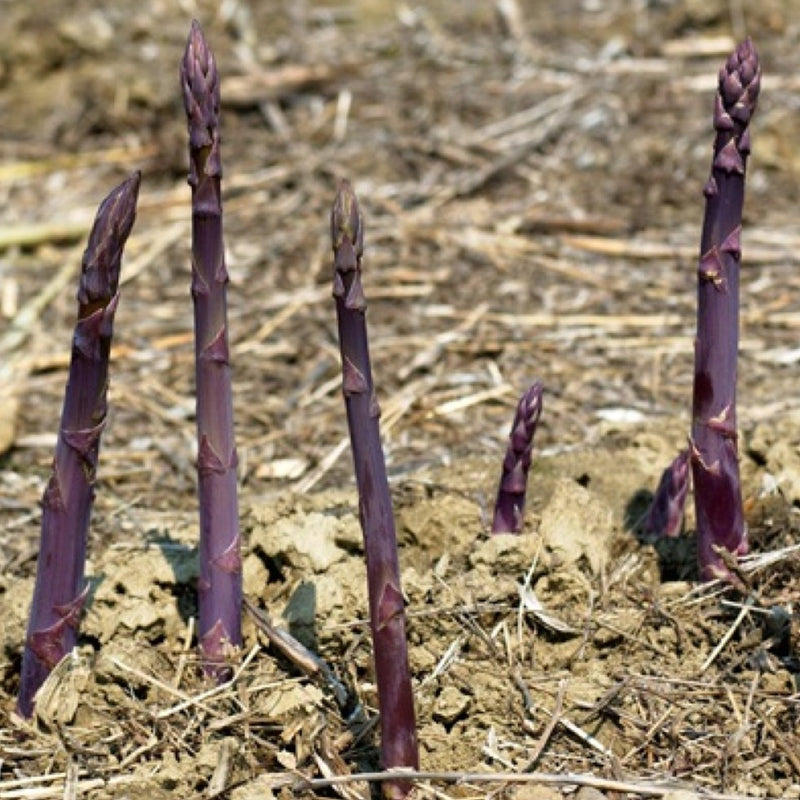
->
17, 173, 140, 718
180, 20, 242, 671
643, 448, 690, 541
331, 181, 418, 798
690, 39, 760, 581
491, 380, 543, 534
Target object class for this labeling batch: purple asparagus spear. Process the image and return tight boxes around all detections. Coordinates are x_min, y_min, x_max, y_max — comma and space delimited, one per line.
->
17, 173, 140, 718
180, 20, 242, 671
331, 181, 418, 798
690, 39, 760, 582
643, 448, 690, 541
491, 381, 543, 534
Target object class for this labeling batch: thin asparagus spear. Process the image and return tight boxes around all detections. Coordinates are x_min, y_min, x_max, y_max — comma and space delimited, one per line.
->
331, 181, 418, 798
690, 38, 760, 582
491, 380, 543, 534
17, 173, 140, 718
180, 20, 242, 671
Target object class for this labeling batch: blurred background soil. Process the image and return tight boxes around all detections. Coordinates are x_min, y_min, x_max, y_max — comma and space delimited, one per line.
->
0, 1, 799, 798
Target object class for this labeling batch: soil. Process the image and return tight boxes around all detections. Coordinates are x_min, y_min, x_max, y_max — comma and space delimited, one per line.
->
1, 1, 799, 799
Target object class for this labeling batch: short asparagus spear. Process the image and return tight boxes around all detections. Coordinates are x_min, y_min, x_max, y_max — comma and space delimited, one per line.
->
690, 39, 760, 581
643, 448, 690, 541
491, 380, 543, 534
17, 173, 140, 718
180, 20, 242, 670
331, 181, 418, 798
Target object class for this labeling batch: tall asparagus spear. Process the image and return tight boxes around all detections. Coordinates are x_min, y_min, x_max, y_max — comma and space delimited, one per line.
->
180, 20, 242, 670
331, 181, 418, 798
691, 39, 760, 581
491, 380, 543, 534
17, 173, 140, 718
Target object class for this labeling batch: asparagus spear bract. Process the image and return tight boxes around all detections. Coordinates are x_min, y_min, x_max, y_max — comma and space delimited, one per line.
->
181, 20, 242, 670
491, 380, 543, 534
690, 39, 760, 581
331, 181, 418, 798
17, 173, 140, 718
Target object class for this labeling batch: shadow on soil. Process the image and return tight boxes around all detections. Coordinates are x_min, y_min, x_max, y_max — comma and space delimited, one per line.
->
624, 486, 700, 582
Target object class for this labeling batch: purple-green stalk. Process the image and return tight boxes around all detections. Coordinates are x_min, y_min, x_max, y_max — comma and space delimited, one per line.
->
331, 181, 418, 798
690, 39, 760, 582
181, 20, 242, 671
491, 381, 543, 534
643, 448, 690, 541
17, 173, 140, 718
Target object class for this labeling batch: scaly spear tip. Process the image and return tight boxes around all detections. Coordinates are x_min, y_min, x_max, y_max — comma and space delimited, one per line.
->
180, 19, 220, 150
331, 180, 363, 263
79, 173, 141, 304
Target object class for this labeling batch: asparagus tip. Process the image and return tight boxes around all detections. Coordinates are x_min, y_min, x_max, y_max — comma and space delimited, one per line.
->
180, 19, 220, 153
491, 380, 543, 534
643, 448, 690, 540
79, 171, 141, 307
331, 180, 363, 270
717, 37, 760, 125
